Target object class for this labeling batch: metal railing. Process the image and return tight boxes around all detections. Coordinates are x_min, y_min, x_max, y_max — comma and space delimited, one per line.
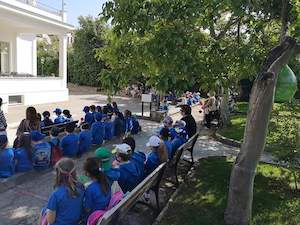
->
15, 0, 62, 16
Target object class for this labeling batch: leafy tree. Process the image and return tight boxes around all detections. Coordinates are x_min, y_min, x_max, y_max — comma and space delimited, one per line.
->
68, 16, 106, 86
37, 36, 59, 76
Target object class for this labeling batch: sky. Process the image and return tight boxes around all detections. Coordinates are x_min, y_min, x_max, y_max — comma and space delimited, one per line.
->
41, 0, 107, 26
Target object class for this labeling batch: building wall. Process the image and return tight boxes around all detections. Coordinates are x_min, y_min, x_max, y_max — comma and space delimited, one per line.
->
0, 31, 16, 73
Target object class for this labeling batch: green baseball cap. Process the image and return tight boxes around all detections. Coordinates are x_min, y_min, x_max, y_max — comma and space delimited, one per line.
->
95, 147, 111, 171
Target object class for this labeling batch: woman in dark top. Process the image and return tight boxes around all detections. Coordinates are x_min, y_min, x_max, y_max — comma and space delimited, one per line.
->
180, 105, 197, 138
16, 107, 40, 137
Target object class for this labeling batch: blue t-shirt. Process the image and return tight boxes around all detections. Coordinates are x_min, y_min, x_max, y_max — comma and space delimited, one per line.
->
0, 148, 14, 178
116, 161, 141, 193
163, 140, 173, 159
91, 122, 105, 145
131, 151, 146, 182
171, 137, 186, 157
14, 147, 33, 173
50, 137, 60, 147
32, 142, 51, 170
84, 181, 111, 214
61, 133, 79, 157
112, 118, 124, 137
85, 113, 94, 126
79, 130, 92, 154
54, 115, 66, 124
104, 122, 113, 141
47, 185, 84, 225
145, 151, 160, 175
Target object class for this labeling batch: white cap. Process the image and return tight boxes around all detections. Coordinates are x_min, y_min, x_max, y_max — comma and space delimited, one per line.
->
114, 143, 132, 155
146, 136, 161, 147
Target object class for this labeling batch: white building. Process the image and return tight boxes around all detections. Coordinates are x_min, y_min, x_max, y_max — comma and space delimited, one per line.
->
0, 0, 74, 113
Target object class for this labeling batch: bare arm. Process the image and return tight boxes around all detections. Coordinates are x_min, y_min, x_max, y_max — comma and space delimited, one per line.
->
46, 210, 56, 225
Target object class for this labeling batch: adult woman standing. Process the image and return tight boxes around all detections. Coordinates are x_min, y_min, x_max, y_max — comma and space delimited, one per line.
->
0, 98, 7, 136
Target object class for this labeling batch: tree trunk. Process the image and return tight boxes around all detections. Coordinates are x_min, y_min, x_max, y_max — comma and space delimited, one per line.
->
219, 88, 230, 128
224, 37, 300, 225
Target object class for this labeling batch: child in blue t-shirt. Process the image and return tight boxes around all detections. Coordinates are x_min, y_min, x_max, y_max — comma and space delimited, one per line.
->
91, 113, 105, 145
83, 106, 94, 126
31, 131, 51, 170
60, 123, 79, 157
78, 123, 92, 155
112, 111, 124, 138
145, 136, 168, 175
14, 133, 33, 173
0, 135, 14, 178
40, 158, 84, 225
170, 122, 189, 157
124, 110, 140, 135
160, 128, 173, 160
83, 157, 112, 217
103, 116, 113, 141
41, 111, 54, 128
90, 105, 97, 122
53, 108, 66, 124
112, 144, 141, 193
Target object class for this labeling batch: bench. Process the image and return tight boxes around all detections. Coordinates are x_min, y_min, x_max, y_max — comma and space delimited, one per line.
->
97, 162, 167, 225
168, 133, 199, 186
41, 120, 79, 136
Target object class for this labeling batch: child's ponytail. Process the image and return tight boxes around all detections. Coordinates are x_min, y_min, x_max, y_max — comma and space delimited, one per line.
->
84, 157, 110, 195
156, 143, 168, 163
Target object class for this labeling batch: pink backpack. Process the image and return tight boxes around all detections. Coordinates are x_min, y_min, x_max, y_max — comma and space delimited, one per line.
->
87, 191, 124, 225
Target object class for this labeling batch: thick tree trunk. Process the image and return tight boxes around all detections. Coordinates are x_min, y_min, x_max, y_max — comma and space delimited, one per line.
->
220, 88, 230, 128
224, 37, 300, 225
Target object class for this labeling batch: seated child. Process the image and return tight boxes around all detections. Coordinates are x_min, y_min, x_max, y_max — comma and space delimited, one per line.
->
91, 113, 105, 145
83, 157, 112, 217
171, 121, 189, 157
95, 106, 103, 120
0, 135, 14, 178
60, 123, 79, 157
78, 123, 92, 155
112, 111, 125, 138
53, 108, 66, 124
63, 110, 73, 122
41, 111, 54, 128
122, 137, 146, 182
14, 133, 33, 172
39, 158, 84, 225
160, 128, 173, 160
112, 144, 142, 193
162, 116, 176, 140
103, 116, 113, 141
83, 106, 94, 126
49, 127, 62, 166
31, 131, 51, 170
112, 102, 119, 113
90, 105, 97, 121
159, 100, 169, 112
124, 110, 140, 135
145, 136, 168, 175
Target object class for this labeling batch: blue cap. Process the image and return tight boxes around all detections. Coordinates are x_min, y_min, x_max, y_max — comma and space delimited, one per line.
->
83, 106, 90, 113
0, 135, 8, 145
31, 131, 46, 142
53, 108, 62, 114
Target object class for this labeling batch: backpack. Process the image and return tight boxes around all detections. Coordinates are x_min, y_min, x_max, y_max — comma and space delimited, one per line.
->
87, 191, 124, 225
32, 143, 51, 169
49, 139, 62, 166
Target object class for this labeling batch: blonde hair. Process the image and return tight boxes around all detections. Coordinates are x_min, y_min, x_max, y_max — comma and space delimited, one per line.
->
55, 158, 80, 197
153, 142, 168, 163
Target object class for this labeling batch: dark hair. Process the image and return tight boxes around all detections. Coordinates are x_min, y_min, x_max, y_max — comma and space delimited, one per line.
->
66, 123, 75, 133
117, 152, 130, 162
84, 157, 110, 195
63, 109, 72, 118
96, 106, 102, 113
180, 105, 191, 115
112, 102, 117, 107
0, 97, 2, 107
51, 127, 60, 137
55, 158, 79, 197
81, 123, 90, 130
123, 137, 136, 151
160, 128, 170, 140
0, 138, 8, 150
102, 106, 108, 115
18, 133, 32, 161
155, 143, 168, 163
90, 105, 96, 112
37, 113, 42, 122
42, 111, 50, 118
26, 107, 39, 129
124, 110, 132, 117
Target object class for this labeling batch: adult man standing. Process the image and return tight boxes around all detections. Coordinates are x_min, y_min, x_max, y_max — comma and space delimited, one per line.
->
180, 104, 197, 138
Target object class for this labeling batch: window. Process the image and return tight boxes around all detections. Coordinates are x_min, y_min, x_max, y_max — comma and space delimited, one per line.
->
9, 95, 23, 105
0, 42, 10, 74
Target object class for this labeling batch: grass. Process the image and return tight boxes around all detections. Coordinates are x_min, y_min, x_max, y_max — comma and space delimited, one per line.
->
159, 157, 300, 225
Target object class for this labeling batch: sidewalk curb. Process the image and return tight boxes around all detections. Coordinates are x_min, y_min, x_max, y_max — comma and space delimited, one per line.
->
214, 132, 242, 148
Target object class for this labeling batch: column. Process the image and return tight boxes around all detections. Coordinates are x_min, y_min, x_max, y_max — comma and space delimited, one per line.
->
59, 34, 67, 89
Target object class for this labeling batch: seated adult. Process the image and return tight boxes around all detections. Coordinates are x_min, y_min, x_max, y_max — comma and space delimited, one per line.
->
180, 105, 197, 138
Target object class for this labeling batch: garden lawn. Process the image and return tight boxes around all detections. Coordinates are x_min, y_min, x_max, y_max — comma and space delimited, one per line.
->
159, 157, 300, 225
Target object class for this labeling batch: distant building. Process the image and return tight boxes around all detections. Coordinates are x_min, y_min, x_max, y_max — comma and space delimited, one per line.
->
0, 0, 74, 113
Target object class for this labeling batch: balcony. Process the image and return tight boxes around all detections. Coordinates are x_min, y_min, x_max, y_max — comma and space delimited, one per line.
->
15, 0, 63, 16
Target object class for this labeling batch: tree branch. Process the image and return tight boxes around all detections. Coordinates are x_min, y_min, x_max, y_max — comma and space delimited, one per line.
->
280, 0, 290, 43
216, 15, 239, 40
